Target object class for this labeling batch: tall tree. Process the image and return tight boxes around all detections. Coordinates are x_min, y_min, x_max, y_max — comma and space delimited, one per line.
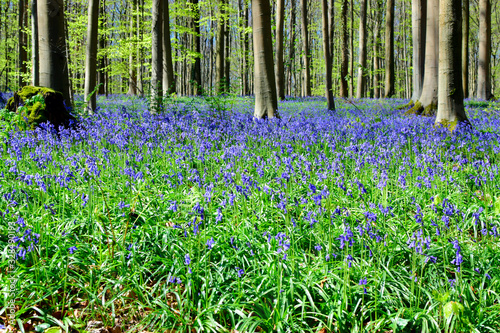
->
38, 0, 71, 106
136, 0, 143, 96
287, 0, 295, 96
31, 0, 39, 86
300, 0, 311, 96
127, 0, 137, 95
242, 0, 250, 95
191, 0, 202, 95
372, 0, 381, 98
275, 0, 285, 100
224, 16, 231, 91
356, 0, 368, 98
384, 0, 395, 97
462, 0, 468, 98
215, 0, 227, 93
150, 0, 162, 112
322, 0, 335, 110
84, 0, 99, 113
252, 0, 278, 118
477, 0, 493, 100
436, 0, 469, 127
98, 0, 107, 95
340, 0, 348, 97
18, 0, 28, 87
162, 0, 175, 95
410, 0, 426, 103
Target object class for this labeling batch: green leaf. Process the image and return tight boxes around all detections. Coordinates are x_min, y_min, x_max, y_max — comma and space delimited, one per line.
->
443, 301, 464, 319
35, 323, 51, 332
393, 318, 409, 328
433, 194, 443, 206
494, 197, 500, 215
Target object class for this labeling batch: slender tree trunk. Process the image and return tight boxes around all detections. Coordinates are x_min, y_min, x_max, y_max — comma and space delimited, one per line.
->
329, 0, 334, 62
31, 0, 39, 86
300, 0, 311, 96
84, 0, 99, 113
288, 0, 296, 96
372, 0, 381, 98
384, 0, 394, 97
275, 0, 285, 100
462, 0, 468, 98
356, 0, 368, 98
127, 0, 137, 95
18, 0, 28, 87
224, 17, 230, 91
349, 0, 354, 97
150, 0, 162, 112
136, 0, 143, 96
38, 0, 71, 107
242, 0, 249, 95
340, 0, 348, 97
162, 0, 175, 95
252, 0, 278, 118
322, 0, 335, 110
191, 0, 201, 95
98, 0, 106, 95
411, 0, 426, 102
216, 0, 226, 93
477, 0, 492, 100
436, 0, 469, 127
63, 5, 73, 106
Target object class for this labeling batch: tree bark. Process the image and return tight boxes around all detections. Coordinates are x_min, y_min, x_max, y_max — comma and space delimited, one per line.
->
162, 0, 175, 95
384, 0, 395, 97
31, 0, 39, 86
340, 0, 348, 97
37, 0, 72, 107
462, 0, 468, 98
84, 0, 99, 113
150, 0, 162, 112
477, 0, 492, 100
136, 0, 143, 96
127, 0, 137, 95
98, 0, 107, 95
372, 0, 381, 98
18, 0, 28, 87
349, 0, 354, 97
436, 0, 469, 127
411, 0, 426, 102
191, 0, 201, 95
322, 0, 335, 110
356, 0, 367, 99
288, 0, 296, 96
252, 0, 278, 119
275, 0, 285, 100
224, 17, 231, 91
242, 0, 250, 95
300, 0, 311, 96
215, 0, 226, 93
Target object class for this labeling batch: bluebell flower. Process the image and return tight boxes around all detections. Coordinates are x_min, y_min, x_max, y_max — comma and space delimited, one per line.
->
206, 237, 215, 249
68, 246, 77, 254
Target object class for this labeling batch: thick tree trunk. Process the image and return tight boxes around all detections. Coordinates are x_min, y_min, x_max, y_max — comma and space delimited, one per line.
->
462, 0, 468, 98
384, 0, 395, 97
150, 0, 162, 112
37, 0, 71, 107
300, 0, 311, 96
372, 0, 381, 98
31, 0, 39, 86
191, 0, 201, 95
252, 0, 278, 119
356, 0, 367, 99
18, 0, 28, 87
84, 0, 99, 113
275, 0, 285, 100
411, 0, 426, 102
329, 0, 334, 62
127, 0, 137, 95
215, 0, 226, 93
477, 0, 492, 100
162, 0, 175, 95
340, 0, 348, 97
436, 0, 469, 127
322, 0, 335, 110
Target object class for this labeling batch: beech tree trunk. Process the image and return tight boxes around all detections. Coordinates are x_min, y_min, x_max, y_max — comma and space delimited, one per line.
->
252, 0, 278, 119
356, 0, 368, 99
18, 0, 28, 87
462, 0, 468, 98
242, 0, 250, 95
191, 0, 201, 95
384, 0, 394, 97
38, 0, 71, 107
98, 0, 107, 95
349, 0, 354, 97
224, 17, 230, 91
321, 0, 335, 110
411, 0, 426, 102
31, 0, 39, 86
436, 0, 469, 127
136, 0, 143, 96
150, 0, 162, 112
300, 0, 311, 96
275, 0, 285, 100
477, 0, 492, 100
215, 0, 226, 93
84, 0, 99, 113
340, 0, 348, 97
287, 0, 295, 96
162, 0, 175, 95
127, 0, 137, 95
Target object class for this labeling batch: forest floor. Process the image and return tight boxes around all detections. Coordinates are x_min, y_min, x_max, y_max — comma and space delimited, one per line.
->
1, 95, 500, 333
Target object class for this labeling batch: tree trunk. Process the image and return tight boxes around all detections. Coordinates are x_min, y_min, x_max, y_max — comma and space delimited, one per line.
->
356, 0, 367, 99
252, 0, 278, 119
372, 0, 381, 98
436, 0, 469, 127
322, 0, 335, 110
477, 0, 492, 100
31, 0, 39, 86
384, 0, 395, 97
127, 0, 137, 95
162, 0, 175, 95
462, 0, 468, 98
288, 0, 296, 96
98, 0, 107, 95
136, 0, 143, 96
349, 0, 354, 97
191, 0, 201, 95
300, 0, 311, 96
37, 0, 72, 107
84, 0, 99, 113
329, 0, 334, 62
215, 0, 226, 93
275, 0, 285, 100
150, 0, 162, 112
340, 0, 348, 97
411, 0, 426, 102
18, 0, 28, 87
224, 17, 230, 91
